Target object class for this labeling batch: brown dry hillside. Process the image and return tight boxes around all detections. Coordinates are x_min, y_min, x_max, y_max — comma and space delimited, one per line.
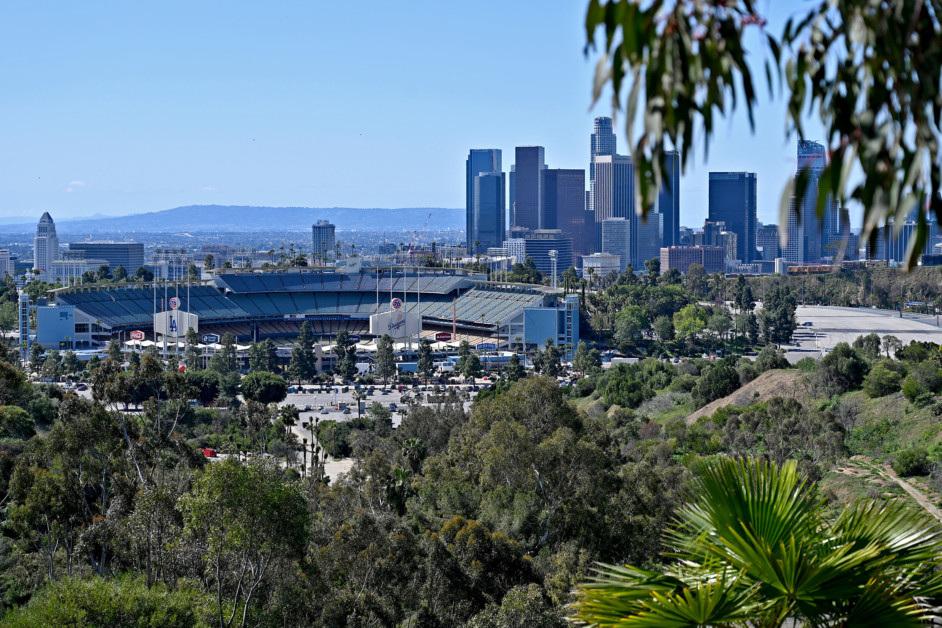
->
686, 369, 807, 424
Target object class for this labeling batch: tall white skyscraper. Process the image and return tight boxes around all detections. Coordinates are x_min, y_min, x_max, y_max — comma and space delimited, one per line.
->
589, 117, 616, 216
33, 212, 60, 273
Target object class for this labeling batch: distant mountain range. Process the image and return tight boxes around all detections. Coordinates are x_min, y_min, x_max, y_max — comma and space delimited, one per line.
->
0, 206, 464, 233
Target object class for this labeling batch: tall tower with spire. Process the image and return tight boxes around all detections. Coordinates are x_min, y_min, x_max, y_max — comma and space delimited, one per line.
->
33, 212, 60, 273
589, 117, 616, 215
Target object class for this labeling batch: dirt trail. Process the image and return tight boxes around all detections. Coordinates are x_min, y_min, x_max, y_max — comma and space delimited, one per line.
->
881, 464, 942, 524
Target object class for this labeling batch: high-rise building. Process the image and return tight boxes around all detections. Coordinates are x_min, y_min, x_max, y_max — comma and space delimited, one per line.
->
637, 213, 663, 267
466, 149, 502, 250
68, 242, 144, 273
512, 146, 545, 232
708, 172, 757, 262
543, 169, 589, 258
701, 220, 727, 249
657, 150, 681, 247
503, 238, 526, 264
471, 172, 506, 253
786, 140, 836, 263
33, 212, 60, 274
0, 249, 17, 278
593, 154, 634, 254
589, 117, 616, 215
601, 217, 630, 273
312, 220, 336, 263
756, 224, 780, 261
523, 229, 572, 278
871, 218, 937, 263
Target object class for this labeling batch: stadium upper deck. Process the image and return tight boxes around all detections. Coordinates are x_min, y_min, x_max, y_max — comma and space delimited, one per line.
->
52, 269, 550, 339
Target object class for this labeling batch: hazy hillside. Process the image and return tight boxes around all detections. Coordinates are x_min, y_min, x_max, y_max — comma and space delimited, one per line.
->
0, 205, 463, 233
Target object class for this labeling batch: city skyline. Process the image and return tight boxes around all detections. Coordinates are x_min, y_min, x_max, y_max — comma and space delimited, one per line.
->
1, 1, 831, 229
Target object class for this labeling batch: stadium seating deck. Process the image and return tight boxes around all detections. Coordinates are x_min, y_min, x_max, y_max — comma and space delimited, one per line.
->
53, 276, 550, 334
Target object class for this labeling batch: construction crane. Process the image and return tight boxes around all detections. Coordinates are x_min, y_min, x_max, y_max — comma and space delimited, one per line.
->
408, 212, 432, 260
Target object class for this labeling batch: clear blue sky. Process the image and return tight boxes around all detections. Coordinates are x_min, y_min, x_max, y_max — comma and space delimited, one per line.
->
0, 1, 825, 227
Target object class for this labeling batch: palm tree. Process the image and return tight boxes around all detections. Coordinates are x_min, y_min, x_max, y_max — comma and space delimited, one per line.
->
571, 457, 942, 627
353, 389, 367, 419
400, 438, 427, 474
385, 467, 414, 516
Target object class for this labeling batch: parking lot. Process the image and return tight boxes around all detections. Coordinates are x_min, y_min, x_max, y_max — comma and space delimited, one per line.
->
785, 305, 942, 362
55, 378, 484, 481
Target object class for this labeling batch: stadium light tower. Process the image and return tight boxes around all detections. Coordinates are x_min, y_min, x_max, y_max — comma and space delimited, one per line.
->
548, 250, 558, 290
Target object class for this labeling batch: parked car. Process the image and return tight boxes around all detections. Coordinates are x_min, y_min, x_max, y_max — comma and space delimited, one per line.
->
342, 408, 351, 414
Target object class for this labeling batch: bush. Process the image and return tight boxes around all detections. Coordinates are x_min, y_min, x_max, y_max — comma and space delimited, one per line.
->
862, 364, 902, 398
901, 361, 942, 402
693, 361, 740, 408
2, 575, 215, 627
815, 343, 868, 395
755, 345, 789, 372
0, 407, 34, 440
795, 357, 817, 372
736, 360, 759, 386
893, 447, 931, 477
667, 374, 697, 393
572, 377, 595, 398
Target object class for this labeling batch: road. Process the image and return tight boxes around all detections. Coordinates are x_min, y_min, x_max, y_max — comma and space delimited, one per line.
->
784, 305, 942, 362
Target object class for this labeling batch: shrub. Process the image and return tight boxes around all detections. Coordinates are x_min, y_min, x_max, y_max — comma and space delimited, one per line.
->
901, 361, 942, 402
736, 360, 759, 386
2, 575, 215, 627
893, 447, 931, 477
862, 364, 902, 398
795, 357, 817, 372
693, 361, 740, 408
815, 343, 868, 394
755, 345, 789, 372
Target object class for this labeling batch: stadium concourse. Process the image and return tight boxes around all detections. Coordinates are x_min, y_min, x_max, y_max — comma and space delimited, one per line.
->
42, 268, 577, 362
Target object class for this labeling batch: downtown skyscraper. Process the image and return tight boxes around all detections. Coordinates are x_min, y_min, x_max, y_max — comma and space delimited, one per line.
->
472, 172, 506, 252
657, 150, 681, 247
511, 146, 545, 233
786, 139, 837, 263
466, 149, 502, 251
708, 172, 757, 262
588, 117, 616, 216
543, 168, 589, 257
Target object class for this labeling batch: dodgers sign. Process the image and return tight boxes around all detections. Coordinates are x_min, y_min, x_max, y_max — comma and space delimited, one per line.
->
391, 298, 403, 310
201, 334, 220, 344
169, 297, 181, 310
475, 342, 497, 351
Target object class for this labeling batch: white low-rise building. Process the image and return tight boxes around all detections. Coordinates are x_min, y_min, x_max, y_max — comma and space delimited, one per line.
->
581, 252, 620, 279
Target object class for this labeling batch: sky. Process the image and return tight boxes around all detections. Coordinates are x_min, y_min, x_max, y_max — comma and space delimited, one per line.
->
0, 1, 826, 227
